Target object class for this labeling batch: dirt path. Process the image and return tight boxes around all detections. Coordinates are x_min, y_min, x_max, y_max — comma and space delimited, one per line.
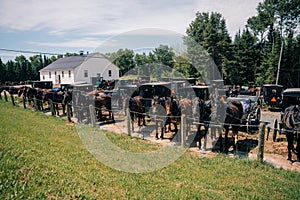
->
98, 110, 300, 173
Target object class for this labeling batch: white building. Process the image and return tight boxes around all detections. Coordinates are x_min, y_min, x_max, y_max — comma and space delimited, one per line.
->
39, 53, 119, 85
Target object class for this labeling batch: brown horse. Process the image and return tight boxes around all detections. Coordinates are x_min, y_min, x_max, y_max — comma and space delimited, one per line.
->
179, 98, 193, 134
94, 93, 114, 121
151, 96, 167, 139
129, 96, 146, 132
282, 105, 300, 162
164, 97, 180, 136
220, 99, 243, 153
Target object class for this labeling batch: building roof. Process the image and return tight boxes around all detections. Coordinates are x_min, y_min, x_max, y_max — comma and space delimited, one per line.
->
283, 88, 300, 97
39, 53, 118, 72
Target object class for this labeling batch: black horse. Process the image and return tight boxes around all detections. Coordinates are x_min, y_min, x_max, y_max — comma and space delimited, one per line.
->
20, 87, 45, 110
282, 105, 300, 162
151, 96, 167, 139
94, 93, 114, 121
192, 97, 213, 149
220, 99, 243, 153
129, 96, 146, 132
44, 90, 67, 115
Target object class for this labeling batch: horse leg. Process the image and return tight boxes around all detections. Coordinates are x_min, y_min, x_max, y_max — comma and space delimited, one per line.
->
224, 125, 229, 153
160, 121, 165, 139
62, 103, 66, 115
142, 115, 146, 126
70, 105, 73, 117
219, 131, 223, 153
56, 104, 60, 116
296, 133, 300, 162
137, 114, 141, 127
155, 121, 159, 139
40, 99, 44, 111
286, 132, 293, 161
232, 126, 239, 151
130, 113, 135, 132
173, 120, 178, 133
111, 111, 115, 122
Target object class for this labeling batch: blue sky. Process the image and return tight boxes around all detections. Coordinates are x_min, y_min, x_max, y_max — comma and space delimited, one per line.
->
0, 0, 262, 62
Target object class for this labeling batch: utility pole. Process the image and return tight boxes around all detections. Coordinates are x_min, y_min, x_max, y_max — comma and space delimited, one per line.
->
276, 40, 284, 85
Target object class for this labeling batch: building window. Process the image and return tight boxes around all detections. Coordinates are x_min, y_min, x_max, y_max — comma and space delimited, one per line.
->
49, 72, 51, 78
43, 75, 45, 80
108, 70, 112, 77
62, 71, 64, 78
69, 70, 71, 78
84, 70, 88, 77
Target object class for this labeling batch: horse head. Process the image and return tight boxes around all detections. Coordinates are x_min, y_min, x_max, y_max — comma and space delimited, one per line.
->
284, 105, 300, 130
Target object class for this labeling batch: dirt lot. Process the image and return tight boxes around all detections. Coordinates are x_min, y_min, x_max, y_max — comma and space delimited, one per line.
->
98, 109, 300, 173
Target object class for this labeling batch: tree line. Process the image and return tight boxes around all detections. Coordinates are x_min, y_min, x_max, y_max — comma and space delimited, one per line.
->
1, 0, 299, 88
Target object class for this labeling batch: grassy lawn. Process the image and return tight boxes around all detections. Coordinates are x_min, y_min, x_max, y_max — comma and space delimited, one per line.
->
0, 100, 299, 199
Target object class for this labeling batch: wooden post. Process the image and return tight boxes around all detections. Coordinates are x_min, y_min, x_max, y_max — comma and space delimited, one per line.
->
126, 108, 131, 137
257, 122, 266, 163
33, 97, 38, 111
23, 96, 26, 109
181, 114, 186, 147
10, 94, 15, 106
4, 91, 8, 102
49, 99, 55, 116
67, 104, 71, 122
89, 104, 96, 127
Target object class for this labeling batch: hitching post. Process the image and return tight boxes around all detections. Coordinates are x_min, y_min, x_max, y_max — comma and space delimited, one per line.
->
23, 96, 26, 109
49, 99, 55, 116
181, 114, 186, 147
4, 91, 8, 102
67, 104, 72, 122
10, 94, 15, 106
89, 104, 96, 127
257, 122, 266, 163
33, 97, 38, 111
126, 108, 131, 137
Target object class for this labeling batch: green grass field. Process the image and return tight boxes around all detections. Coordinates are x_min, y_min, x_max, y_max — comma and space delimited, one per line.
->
0, 100, 299, 199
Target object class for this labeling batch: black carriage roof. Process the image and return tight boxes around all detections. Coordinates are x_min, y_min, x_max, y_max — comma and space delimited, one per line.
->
140, 82, 171, 86
231, 95, 259, 102
178, 85, 211, 90
118, 84, 138, 88
282, 88, 300, 97
262, 84, 283, 88
191, 85, 212, 89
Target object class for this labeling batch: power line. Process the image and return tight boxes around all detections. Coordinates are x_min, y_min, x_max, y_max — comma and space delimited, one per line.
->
0, 48, 62, 56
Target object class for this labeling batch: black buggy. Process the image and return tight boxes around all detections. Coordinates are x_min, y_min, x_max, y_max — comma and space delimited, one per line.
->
272, 88, 300, 142
262, 84, 284, 110
134, 82, 172, 112
227, 95, 261, 133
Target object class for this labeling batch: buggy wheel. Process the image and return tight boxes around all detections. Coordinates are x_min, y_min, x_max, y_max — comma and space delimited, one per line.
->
246, 114, 252, 134
273, 119, 278, 142
255, 107, 261, 122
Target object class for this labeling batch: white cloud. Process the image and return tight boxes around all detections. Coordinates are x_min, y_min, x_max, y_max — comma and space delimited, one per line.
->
28, 37, 103, 48
0, 0, 263, 52
0, 0, 199, 35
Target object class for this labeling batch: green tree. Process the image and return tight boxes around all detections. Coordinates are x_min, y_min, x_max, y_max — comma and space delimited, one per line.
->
186, 12, 232, 81
229, 29, 259, 86
109, 49, 135, 76
248, 0, 300, 86
0, 58, 6, 83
